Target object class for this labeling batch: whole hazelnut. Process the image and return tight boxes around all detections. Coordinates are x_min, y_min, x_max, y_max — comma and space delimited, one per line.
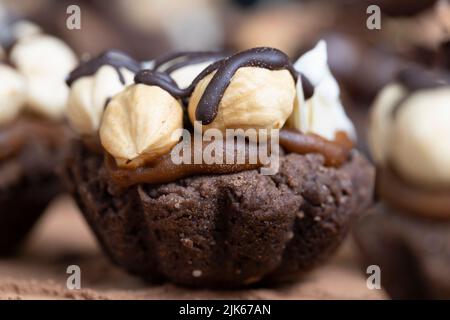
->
390, 88, 450, 188
188, 66, 296, 132
368, 83, 407, 165
100, 84, 183, 168
369, 82, 450, 188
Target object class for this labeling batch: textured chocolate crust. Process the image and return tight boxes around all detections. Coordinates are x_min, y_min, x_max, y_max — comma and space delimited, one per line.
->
64, 141, 374, 288
354, 205, 450, 299
0, 133, 64, 255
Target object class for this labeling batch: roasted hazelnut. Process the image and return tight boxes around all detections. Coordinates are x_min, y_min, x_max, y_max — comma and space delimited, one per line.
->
391, 88, 450, 187
369, 81, 450, 187
100, 84, 183, 168
188, 66, 296, 132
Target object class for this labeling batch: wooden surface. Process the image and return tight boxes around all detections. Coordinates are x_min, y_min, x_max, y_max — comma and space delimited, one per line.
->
0, 196, 387, 300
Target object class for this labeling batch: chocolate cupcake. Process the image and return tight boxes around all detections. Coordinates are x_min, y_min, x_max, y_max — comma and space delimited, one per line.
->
355, 67, 450, 298
63, 41, 374, 288
0, 19, 77, 255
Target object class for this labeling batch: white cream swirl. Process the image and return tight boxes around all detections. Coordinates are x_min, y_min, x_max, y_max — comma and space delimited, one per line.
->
10, 34, 77, 119
287, 40, 356, 142
66, 65, 135, 135
0, 64, 27, 125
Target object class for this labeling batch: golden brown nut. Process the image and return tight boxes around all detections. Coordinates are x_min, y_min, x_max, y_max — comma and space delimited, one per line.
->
390, 88, 450, 188
100, 84, 183, 168
188, 67, 296, 132
369, 83, 450, 188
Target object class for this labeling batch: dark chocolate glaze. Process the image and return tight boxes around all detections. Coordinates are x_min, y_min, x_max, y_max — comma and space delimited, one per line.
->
137, 48, 313, 124
300, 74, 314, 100
134, 70, 186, 97
66, 50, 141, 87
397, 67, 450, 91
392, 67, 450, 116
194, 47, 298, 124
153, 51, 228, 74
135, 59, 221, 99
439, 41, 450, 70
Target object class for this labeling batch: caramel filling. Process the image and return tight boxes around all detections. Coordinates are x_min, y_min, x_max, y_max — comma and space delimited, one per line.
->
279, 129, 353, 167
105, 129, 353, 187
105, 139, 263, 188
378, 166, 450, 220
0, 116, 66, 161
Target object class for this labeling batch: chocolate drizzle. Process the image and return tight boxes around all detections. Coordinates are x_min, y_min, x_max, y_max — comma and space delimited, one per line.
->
397, 67, 450, 91
136, 47, 314, 124
66, 47, 317, 128
66, 50, 141, 86
153, 51, 228, 74
193, 47, 298, 124
392, 67, 450, 117
134, 69, 186, 97
300, 74, 314, 100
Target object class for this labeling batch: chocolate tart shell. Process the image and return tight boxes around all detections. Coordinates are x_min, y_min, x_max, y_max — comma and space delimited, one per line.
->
354, 204, 450, 299
0, 122, 67, 255
64, 140, 374, 288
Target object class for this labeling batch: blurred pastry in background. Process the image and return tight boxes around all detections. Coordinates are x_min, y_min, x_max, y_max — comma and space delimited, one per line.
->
111, 0, 225, 51
354, 66, 450, 298
323, 0, 449, 102
230, 2, 336, 57
0, 15, 76, 255
378, 0, 450, 66
324, 33, 408, 104
228, 0, 446, 108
